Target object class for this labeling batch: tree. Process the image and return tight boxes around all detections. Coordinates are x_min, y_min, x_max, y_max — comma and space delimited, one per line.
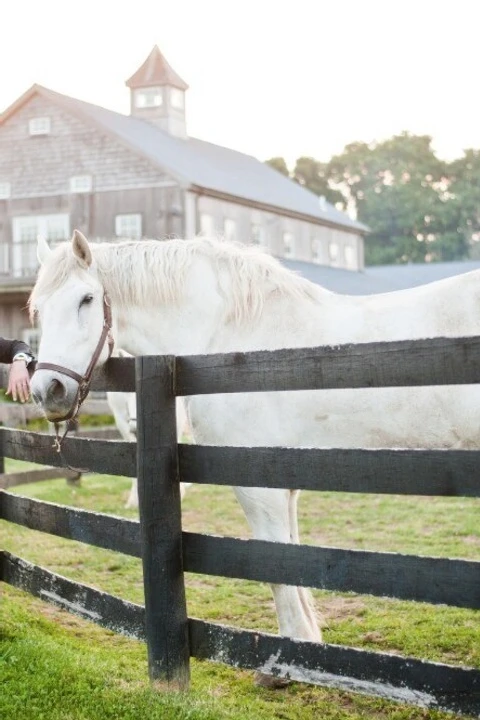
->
265, 137, 479, 265
265, 157, 290, 176
445, 149, 480, 259
327, 133, 464, 264
292, 156, 345, 207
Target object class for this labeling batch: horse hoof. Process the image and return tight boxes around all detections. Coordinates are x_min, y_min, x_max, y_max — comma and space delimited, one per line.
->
254, 671, 291, 689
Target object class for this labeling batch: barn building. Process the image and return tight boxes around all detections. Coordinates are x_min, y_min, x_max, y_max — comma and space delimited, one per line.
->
0, 45, 367, 351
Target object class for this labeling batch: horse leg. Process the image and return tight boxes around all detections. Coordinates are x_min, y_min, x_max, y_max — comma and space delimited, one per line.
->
234, 486, 321, 687
125, 478, 138, 509
287, 489, 321, 640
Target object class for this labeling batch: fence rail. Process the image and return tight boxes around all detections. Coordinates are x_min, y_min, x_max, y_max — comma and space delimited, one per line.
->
2, 551, 479, 717
1, 336, 480, 714
3, 427, 480, 497
2, 492, 479, 609
0, 466, 80, 489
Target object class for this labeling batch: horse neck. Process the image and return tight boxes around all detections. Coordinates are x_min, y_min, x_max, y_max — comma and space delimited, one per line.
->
111, 253, 226, 356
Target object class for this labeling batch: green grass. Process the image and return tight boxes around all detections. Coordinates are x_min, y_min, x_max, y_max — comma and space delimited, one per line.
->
1, 458, 479, 719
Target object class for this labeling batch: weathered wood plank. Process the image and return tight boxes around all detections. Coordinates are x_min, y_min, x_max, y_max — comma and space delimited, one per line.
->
1, 551, 145, 640
7, 337, 480, 397
0, 357, 136, 394
3, 492, 477, 608
3, 428, 480, 498
0, 493, 139, 556
0, 427, 136, 477
0, 466, 81, 489
2, 552, 478, 715
189, 619, 480, 716
183, 533, 480, 609
175, 336, 480, 395
136, 355, 190, 689
179, 445, 480, 496
89, 356, 136, 392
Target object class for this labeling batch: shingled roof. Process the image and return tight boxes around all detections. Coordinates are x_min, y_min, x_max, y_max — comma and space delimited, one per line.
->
282, 258, 480, 295
125, 46, 188, 90
0, 83, 366, 233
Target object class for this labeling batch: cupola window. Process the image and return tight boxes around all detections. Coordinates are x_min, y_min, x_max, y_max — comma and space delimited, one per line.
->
135, 87, 163, 108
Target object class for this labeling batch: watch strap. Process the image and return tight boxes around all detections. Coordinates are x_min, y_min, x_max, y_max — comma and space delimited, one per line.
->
12, 352, 33, 364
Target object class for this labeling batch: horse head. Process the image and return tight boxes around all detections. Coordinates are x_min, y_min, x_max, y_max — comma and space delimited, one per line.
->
30, 230, 114, 422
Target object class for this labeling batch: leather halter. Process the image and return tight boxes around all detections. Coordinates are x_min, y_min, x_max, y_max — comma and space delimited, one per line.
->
36, 292, 115, 448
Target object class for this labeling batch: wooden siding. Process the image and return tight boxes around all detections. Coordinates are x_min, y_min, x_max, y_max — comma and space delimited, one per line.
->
0, 93, 173, 195
91, 186, 184, 239
0, 93, 182, 243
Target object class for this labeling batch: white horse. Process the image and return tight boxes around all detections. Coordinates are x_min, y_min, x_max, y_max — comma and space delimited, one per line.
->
107, 350, 191, 508
28, 231, 480, 678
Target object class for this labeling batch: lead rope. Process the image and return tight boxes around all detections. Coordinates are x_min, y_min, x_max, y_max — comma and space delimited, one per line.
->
51, 382, 93, 472
51, 419, 90, 473
53, 421, 70, 453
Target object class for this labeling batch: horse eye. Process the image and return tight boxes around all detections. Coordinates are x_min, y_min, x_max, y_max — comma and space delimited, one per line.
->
80, 294, 93, 308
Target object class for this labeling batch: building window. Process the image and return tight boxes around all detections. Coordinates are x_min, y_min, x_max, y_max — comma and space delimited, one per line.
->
344, 244, 356, 269
115, 214, 142, 239
224, 218, 236, 242
251, 224, 266, 247
13, 214, 70, 243
0, 182, 11, 199
29, 117, 51, 136
11, 214, 70, 276
170, 88, 184, 109
135, 87, 163, 108
22, 328, 41, 357
283, 232, 295, 258
200, 213, 215, 236
312, 238, 323, 264
70, 175, 93, 193
328, 242, 339, 264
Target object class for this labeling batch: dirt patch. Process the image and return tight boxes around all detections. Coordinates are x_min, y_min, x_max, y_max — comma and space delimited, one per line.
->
319, 596, 367, 622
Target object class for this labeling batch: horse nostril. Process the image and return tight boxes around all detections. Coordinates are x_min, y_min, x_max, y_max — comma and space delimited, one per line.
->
47, 378, 67, 403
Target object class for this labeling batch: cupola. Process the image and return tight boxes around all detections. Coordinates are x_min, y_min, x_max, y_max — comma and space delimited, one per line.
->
126, 46, 188, 138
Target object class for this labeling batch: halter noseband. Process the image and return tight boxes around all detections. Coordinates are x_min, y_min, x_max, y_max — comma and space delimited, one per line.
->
36, 292, 115, 450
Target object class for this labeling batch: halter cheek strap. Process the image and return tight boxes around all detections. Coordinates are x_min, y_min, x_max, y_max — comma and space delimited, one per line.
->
36, 292, 115, 450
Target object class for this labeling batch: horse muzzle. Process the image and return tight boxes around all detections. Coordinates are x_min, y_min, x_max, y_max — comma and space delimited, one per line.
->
31, 369, 80, 422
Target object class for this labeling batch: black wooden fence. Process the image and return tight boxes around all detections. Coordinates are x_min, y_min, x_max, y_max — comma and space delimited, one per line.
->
1, 337, 480, 715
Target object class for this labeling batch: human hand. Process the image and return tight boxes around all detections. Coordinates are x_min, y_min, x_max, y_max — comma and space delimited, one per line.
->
6, 361, 31, 403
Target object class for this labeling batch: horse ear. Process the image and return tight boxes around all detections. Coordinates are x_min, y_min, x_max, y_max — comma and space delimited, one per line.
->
37, 235, 51, 265
72, 229, 92, 268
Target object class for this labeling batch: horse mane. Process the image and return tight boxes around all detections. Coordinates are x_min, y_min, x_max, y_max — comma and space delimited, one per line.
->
29, 237, 322, 324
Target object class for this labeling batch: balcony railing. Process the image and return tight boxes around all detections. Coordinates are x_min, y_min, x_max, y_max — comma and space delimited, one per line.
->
0, 240, 39, 279
0, 238, 124, 283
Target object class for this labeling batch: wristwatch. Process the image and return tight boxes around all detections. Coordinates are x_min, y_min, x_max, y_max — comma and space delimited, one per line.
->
12, 352, 33, 365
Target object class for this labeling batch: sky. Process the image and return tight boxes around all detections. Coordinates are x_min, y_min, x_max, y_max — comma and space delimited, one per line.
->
1, 0, 479, 169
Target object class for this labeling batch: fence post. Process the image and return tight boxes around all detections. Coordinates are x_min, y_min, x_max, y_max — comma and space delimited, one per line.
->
135, 355, 189, 690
